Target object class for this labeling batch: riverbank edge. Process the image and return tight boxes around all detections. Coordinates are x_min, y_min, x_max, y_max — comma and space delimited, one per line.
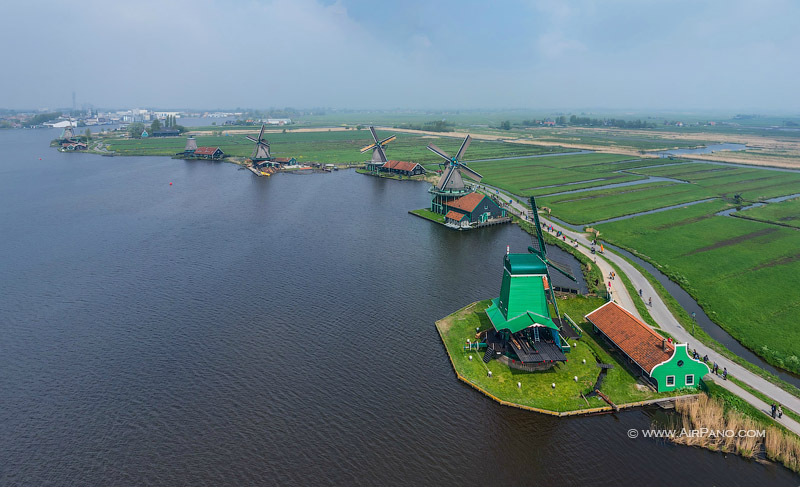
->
434, 301, 699, 417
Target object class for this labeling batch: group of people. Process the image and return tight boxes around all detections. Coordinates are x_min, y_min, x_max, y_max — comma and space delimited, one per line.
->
693, 349, 728, 380
771, 403, 784, 419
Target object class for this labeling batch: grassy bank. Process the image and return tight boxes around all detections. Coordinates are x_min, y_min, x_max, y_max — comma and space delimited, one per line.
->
409, 208, 445, 224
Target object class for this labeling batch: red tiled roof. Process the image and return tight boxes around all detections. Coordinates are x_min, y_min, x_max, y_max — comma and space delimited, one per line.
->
445, 210, 467, 221
447, 192, 486, 213
195, 146, 221, 155
384, 160, 422, 172
585, 302, 673, 374
272, 157, 294, 163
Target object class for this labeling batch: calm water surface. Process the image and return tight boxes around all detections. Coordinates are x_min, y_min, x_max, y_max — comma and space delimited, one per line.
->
0, 129, 795, 485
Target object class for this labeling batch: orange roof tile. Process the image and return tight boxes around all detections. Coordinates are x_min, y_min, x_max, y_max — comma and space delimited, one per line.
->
445, 210, 467, 221
384, 160, 422, 172
446, 192, 486, 212
586, 302, 673, 374
194, 146, 221, 155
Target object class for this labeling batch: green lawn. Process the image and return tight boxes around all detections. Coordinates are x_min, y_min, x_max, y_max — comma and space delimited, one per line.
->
596, 200, 800, 374
437, 296, 669, 412
540, 181, 714, 225
102, 130, 570, 165
409, 208, 444, 223
738, 196, 800, 228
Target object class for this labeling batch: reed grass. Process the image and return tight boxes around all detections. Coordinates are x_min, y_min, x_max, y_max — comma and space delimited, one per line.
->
671, 394, 800, 472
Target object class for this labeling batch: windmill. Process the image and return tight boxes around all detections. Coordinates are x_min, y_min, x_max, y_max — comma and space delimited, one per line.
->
61, 118, 76, 141
426, 135, 483, 192
247, 124, 271, 165
360, 126, 396, 168
527, 195, 577, 319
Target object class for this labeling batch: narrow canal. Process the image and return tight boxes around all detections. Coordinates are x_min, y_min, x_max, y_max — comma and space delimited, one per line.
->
0, 128, 795, 485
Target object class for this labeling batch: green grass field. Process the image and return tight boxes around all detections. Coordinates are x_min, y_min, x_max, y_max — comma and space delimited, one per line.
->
437, 296, 671, 412
596, 200, 800, 374
738, 197, 800, 228
467, 152, 683, 197
103, 130, 570, 165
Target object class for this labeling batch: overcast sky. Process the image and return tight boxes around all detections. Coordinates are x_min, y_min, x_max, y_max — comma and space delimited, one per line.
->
2, 0, 798, 111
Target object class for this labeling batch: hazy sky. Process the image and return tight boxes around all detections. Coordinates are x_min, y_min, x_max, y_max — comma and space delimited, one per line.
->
2, 0, 798, 111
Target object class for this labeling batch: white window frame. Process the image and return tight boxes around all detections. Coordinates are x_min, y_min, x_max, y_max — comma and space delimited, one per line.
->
685, 374, 695, 386
666, 375, 675, 387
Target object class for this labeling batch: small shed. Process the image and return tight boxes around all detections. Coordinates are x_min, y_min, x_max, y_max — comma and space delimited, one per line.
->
585, 301, 709, 391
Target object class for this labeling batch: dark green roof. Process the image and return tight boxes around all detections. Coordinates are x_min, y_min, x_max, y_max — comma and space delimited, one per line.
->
504, 253, 547, 275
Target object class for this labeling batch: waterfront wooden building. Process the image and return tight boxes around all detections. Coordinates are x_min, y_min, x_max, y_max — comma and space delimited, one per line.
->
482, 253, 569, 371
381, 160, 426, 176
586, 302, 709, 391
441, 192, 506, 228
193, 146, 224, 160
61, 141, 87, 151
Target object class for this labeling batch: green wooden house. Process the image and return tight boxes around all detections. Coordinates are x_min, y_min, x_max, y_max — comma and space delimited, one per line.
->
586, 302, 709, 392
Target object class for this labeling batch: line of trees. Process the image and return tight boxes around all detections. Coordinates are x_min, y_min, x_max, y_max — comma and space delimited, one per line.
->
396, 120, 454, 132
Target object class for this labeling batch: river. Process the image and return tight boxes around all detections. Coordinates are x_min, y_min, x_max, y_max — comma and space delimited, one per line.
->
0, 128, 794, 485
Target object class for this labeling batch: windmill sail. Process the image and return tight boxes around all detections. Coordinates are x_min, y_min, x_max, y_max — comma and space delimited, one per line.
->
361, 126, 394, 164
246, 124, 271, 161
427, 135, 479, 191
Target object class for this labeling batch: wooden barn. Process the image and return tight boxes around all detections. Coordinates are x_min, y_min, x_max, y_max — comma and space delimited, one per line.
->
381, 160, 426, 176
586, 302, 709, 392
193, 146, 224, 160
441, 192, 506, 227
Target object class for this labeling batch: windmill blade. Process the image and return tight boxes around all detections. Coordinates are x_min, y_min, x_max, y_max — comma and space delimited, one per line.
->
369, 126, 381, 145
437, 166, 456, 190
547, 260, 578, 282
258, 124, 265, 141
246, 136, 259, 143
376, 144, 388, 163
426, 143, 451, 162
528, 195, 547, 260
459, 164, 483, 182
379, 135, 396, 146
455, 135, 472, 161
360, 142, 377, 153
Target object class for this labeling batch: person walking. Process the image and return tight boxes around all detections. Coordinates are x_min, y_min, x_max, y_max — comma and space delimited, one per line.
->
648, 296, 652, 306
778, 405, 783, 419
639, 288, 643, 297
722, 367, 727, 380
771, 403, 777, 419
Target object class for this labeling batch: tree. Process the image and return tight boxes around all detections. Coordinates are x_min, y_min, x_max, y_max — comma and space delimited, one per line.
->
151, 118, 161, 132
85, 128, 92, 140
500, 120, 511, 130
128, 122, 145, 138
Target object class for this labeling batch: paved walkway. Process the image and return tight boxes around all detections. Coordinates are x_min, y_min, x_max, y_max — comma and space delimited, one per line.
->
484, 185, 800, 435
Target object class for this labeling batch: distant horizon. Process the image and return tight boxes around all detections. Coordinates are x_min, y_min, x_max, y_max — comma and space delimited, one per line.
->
2, 0, 798, 112
5, 106, 800, 118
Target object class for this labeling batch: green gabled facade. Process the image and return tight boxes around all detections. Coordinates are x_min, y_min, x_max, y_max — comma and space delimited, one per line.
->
650, 344, 710, 392
485, 253, 562, 348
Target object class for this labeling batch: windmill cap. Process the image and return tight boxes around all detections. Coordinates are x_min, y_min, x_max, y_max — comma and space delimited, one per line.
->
504, 253, 547, 275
